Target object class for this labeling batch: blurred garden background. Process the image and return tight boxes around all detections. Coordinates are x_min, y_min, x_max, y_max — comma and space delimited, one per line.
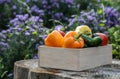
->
0, 0, 120, 79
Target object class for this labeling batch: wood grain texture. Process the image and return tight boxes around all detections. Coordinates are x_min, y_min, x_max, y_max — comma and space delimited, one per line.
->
38, 45, 112, 71
14, 59, 72, 79
14, 59, 120, 79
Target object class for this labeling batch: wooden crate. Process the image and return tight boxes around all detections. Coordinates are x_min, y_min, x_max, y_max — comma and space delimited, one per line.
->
38, 45, 112, 71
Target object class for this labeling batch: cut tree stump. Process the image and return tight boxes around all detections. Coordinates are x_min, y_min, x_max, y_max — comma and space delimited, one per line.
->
14, 59, 120, 79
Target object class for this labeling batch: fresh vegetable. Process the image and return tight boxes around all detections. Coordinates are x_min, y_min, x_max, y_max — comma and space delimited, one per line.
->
63, 31, 84, 48
44, 30, 64, 47
81, 34, 102, 47
75, 25, 92, 37
81, 34, 93, 47
92, 36, 102, 46
94, 33, 108, 46
44, 25, 108, 48
58, 30, 65, 37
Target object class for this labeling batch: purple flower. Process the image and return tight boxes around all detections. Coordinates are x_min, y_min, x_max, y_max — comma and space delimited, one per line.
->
0, 33, 6, 39
54, 25, 63, 31
68, 18, 77, 27
12, 5, 17, 10
29, 16, 39, 22
1, 30, 7, 34
104, 7, 120, 27
33, 54, 38, 59
32, 0, 38, 2
0, 0, 3, 4
53, 12, 63, 20
42, 0, 48, 5
65, 0, 74, 4
24, 31, 30, 36
51, 2, 59, 8
16, 14, 29, 21
35, 43, 40, 49
24, 14, 29, 20
104, 31, 108, 36
67, 9, 100, 32
31, 5, 39, 13
0, 0, 11, 4
39, 19, 43, 22
26, 0, 30, 3
0, 42, 9, 48
77, 4, 80, 8
16, 15, 23, 19
87, 15, 93, 21
78, 18, 85, 23
50, 0, 58, 3
99, 27, 106, 31
40, 35, 47, 40
7, 73, 13, 77
35, 9, 44, 16
10, 18, 19, 24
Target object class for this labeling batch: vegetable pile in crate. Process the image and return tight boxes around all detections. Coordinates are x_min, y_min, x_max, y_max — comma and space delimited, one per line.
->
38, 25, 112, 71
44, 25, 108, 48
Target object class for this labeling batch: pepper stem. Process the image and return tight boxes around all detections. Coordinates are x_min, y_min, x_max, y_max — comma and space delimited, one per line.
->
74, 32, 82, 41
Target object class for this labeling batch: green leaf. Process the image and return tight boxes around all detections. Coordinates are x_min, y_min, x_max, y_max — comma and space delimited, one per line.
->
108, 27, 115, 34
99, 23, 105, 27
97, 9, 103, 14
113, 31, 119, 37
118, 18, 120, 21
32, 31, 38, 35
1, 71, 8, 78
115, 38, 120, 42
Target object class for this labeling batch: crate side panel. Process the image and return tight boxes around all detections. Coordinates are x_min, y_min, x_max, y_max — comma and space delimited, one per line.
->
38, 46, 79, 70
78, 45, 112, 71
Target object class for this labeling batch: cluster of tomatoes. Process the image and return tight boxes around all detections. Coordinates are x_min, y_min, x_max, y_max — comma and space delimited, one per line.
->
44, 25, 108, 48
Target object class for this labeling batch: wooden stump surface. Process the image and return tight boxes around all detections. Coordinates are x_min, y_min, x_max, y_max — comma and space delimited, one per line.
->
14, 59, 120, 79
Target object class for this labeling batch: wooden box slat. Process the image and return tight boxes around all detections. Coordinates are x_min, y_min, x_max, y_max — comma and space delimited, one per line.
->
38, 45, 112, 71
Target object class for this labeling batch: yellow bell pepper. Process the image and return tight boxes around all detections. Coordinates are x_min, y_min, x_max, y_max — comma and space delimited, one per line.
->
75, 25, 92, 37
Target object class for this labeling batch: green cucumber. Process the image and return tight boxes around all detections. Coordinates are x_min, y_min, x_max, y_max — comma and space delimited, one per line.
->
81, 34, 93, 47
92, 36, 102, 47
81, 34, 102, 47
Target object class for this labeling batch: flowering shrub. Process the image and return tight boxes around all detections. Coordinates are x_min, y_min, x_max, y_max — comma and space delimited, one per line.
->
65, 6, 120, 34
0, 14, 49, 79
0, 0, 80, 30
65, 10, 106, 34
0, 0, 30, 31
1, 0, 111, 30
28, 0, 80, 27
104, 7, 120, 27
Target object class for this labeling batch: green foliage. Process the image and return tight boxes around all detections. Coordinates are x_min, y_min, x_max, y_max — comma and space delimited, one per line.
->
0, 20, 49, 79
109, 0, 120, 12
0, 4, 11, 30
108, 25, 120, 59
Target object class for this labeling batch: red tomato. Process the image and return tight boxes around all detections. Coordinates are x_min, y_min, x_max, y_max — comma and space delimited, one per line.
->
95, 33, 108, 46
57, 31, 65, 37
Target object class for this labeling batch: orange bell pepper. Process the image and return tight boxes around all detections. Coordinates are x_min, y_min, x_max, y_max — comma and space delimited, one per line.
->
44, 30, 64, 47
63, 31, 84, 48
